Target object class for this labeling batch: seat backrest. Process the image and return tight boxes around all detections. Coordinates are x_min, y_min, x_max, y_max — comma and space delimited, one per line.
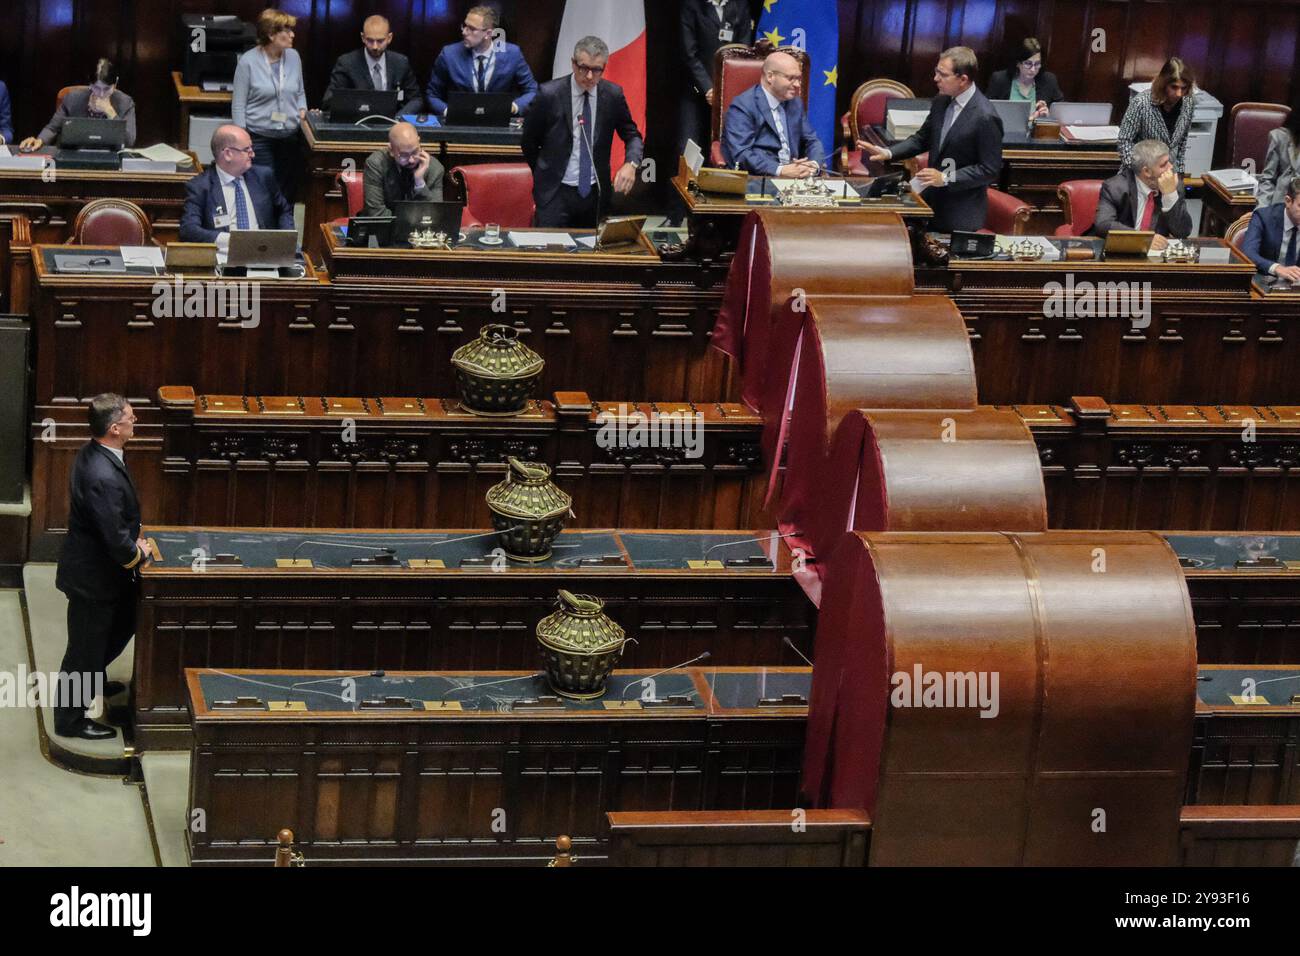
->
711, 44, 811, 147
450, 163, 535, 228
336, 170, 365, 218
1228, 102, 1291, 171
72, 198, 151, 246
1224, 212, 1253, 250
849, 79, 915, 142
57, 85, 82, 111
1057, 179, 1105, 236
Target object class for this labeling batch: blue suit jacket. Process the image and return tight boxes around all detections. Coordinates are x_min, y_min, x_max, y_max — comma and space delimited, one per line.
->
179, 165, 295, 243
1241, 202, 1297, 275
721, 84, 825, 175
426, 42, 538, 116
0, 81, 12, 145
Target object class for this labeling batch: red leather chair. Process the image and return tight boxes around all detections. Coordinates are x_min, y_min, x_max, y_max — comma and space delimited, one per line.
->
838, 78, 914, 172
56, 85, 79, 111
1228, 102, 1290, 172
979, 188, 1032, 235
450, 163, 535, 227
72, 198, 152, 245
1053, 180, 1104, 237
328, 169, 366, 229
709, 44, 810, 167
1224, 212, 1253, 251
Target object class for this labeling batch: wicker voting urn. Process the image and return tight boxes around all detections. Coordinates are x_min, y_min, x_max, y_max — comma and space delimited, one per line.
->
450, 324, 544, 416
485, 457, 572, 561
536, 590, 627, 698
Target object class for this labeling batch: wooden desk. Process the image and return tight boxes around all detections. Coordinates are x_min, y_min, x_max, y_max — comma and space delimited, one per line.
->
0, 154, 202, 246
607, 809, 870, 866
1199, 176, 1257, 238
135, 526, 816, 750
0, 212, 32, 314
301, 113, 523, 259
185, 666, 810, 865
171, 71, 232, 148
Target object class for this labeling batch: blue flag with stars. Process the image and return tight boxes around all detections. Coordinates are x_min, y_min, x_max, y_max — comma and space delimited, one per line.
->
757, 0, 839, 154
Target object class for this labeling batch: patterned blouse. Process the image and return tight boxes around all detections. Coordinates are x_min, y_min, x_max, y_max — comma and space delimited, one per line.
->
1117, 87, 1197, 173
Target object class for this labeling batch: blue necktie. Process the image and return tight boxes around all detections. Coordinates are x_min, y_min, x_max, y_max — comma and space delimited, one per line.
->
476, 55, 487, 92
578, 91, 593, 199
1286, 224, 1297, 267
232, 177, 250, 230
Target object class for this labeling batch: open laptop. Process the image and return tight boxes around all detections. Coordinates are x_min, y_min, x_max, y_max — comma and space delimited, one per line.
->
55, 117, 128, 169
1049, 102, 1113, 126
329, 88, 401, 123
991, 99, 1033, 133
226, 229, 299, 268
392, 201, 463, 246
446, 92, 514, 127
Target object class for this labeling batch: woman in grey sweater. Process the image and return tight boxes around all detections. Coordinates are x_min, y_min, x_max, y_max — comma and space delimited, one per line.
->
233, 8, 307, 202
1256, 104, 1300, 208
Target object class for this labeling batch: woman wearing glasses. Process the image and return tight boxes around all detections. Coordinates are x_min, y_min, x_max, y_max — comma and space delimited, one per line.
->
985, 38, 1063, 121
19, 59, 137, 151
233, 8, 308, 202
1117, 56, 1197, 174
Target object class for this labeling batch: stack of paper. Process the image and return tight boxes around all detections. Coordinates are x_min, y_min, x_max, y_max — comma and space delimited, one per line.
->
1205, 168, 1258, 193
507, 231, 576, 248
886, 109, 928, 141
1064, 125, 1120, 141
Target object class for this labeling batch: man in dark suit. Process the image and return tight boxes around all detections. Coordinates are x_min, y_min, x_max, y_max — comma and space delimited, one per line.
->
322, 15, 423, 115
361, 121, 444, 217
521, 35, 644, 228
858, 46, 1003, 233
1241, 177, 1300, 283
722, 51, 825, 177
426, 5, 538, 117
53, 394, 148, 739
1093, 138, 1192, 250
680, 0, 753, 152
179, 124, 295, 253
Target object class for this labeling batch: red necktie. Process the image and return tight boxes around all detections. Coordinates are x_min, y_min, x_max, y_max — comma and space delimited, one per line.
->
1139, 191, 1156, 230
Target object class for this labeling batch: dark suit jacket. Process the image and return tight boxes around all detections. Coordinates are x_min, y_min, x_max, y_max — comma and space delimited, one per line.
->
890, 88, 1004, 232
721, 84, 826, 175
1241, 202, 1296, 275
361, 148, 445, 217
55, 441, 143, 602
322, 48, 423, 114
985, 68, 1065, 106
426, 41, 538, 116
178, 165, 295, 242
1092, 169, 1193, 239
0, 81, 12, 144
39, 87, 137, 147
681, 0, 754, 96
520, 76, 644, 210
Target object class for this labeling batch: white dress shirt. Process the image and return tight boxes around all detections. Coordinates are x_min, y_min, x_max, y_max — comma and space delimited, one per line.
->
884, 82, 977, 184
1132, 177, 1178, 230
761, 84, 792, 166
215, 166, 261, 253
470, 44, 497, 92
102, 443, 125, 464
562, 76, 599, 189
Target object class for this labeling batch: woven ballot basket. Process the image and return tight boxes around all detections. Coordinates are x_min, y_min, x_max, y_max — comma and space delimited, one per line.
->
485, 457, 572, 561
536, 590, 626, 699
450, 324, 544, 416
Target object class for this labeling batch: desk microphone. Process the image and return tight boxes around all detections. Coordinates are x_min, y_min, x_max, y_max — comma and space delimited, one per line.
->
622, 651, 712, 699
288, 539, 398, 561
701, 530, 801, 560
782, 637, 813, 668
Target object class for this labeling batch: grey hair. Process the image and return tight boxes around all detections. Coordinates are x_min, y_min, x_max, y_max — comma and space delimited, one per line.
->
1130, 138, 1170, 173
573, 35, 608, 61
89, 393, 128, 438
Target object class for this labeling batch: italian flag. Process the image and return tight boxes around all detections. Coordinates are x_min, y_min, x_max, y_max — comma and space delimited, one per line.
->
551, 0, 646, 172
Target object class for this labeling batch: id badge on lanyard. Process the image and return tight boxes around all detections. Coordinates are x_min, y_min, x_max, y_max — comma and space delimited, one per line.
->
265, 50, 289, 124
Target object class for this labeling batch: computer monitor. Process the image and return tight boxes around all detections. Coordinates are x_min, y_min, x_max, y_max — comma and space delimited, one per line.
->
329, 88, 402, 123
226, 229, 299, 268
60, 118, 128, 151
346, 216, 395, 248
1049, 102, 1113, 126
445, 92, 514, 127
391, 201, 463, 246
991, 99, 1033, 133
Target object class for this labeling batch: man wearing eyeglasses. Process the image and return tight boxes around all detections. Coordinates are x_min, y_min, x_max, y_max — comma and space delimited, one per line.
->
179, 124, 295, 251
53, 394, 148, 740
426, 5, 537, 118
323, 14, 424, 115
858, 46, 1003, 233
521, 35, 644, 227
19, 58, 137, 151
361, 121, 445, 216
721, 51, 825, 177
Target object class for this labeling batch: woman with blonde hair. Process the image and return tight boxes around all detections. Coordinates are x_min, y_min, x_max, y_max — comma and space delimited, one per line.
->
233, 8, 308, 202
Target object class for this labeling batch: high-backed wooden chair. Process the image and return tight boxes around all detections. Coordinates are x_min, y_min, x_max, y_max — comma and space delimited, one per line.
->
72, 198, 152, 245
709, 44, 810, 167
838, 78, 915, 172
1224, 211, 1253, 250
1228, 102, 1290, 172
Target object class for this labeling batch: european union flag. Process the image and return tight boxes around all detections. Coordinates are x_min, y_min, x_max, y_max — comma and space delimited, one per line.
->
757, 0, 840, 154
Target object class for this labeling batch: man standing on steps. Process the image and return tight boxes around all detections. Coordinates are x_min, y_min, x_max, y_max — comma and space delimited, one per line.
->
53, 394, 149, 740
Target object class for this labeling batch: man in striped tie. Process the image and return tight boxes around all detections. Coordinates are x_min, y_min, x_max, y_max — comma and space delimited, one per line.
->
1093, 139, 1192, 250
1241, 176, 1300, 284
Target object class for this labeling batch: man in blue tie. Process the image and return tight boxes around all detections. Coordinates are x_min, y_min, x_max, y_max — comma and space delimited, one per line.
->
179, 124, 295, 251
425, 5, 538, 118
1241, 177, 1300, 285
721, 51, 824, 177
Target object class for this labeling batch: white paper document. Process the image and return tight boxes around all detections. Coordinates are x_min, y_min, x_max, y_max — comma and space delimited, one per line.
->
120, 246, 166, 269
1064, 125, 1120, 141
508, 231, 576, 248
576, 235, 597, 248
908, 175, 929, 195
